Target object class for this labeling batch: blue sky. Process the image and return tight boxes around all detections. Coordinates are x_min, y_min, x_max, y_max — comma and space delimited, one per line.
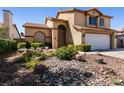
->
0, 7, 124, 33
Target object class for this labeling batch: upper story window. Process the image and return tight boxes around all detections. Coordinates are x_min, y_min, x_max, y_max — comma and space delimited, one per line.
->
100, 18, 105, 27
89, 16, 97, 25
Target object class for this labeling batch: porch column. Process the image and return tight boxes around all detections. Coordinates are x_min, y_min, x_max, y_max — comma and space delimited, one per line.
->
110, 34, 114, 49
52, 28, 58, 49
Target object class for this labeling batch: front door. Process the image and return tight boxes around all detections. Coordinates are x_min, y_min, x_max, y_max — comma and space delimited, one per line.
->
58, 25, 66, 47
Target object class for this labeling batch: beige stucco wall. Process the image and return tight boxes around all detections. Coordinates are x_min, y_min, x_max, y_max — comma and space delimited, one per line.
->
25, 27, 51, 42
46, 20, 54, 28
74, 12, 85, 26
114, 33, 117, 48
104, 17, 111, 29
58, 12, 82, 45
10, 25, 20, 39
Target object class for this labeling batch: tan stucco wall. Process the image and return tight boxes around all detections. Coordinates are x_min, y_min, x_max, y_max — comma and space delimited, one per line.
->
11, 25, 20, 39
114, 33, 117, 48
58, 12, 82, 45
74, 12, 85, 26
25, 27, 51, 42
104, 17, 111, 29
46, 20, 54, 28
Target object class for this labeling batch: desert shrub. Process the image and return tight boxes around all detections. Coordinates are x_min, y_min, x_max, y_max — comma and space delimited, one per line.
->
19, 51, 33, 62
114, 79, 124, 86
32, 51, 47, 60
25, 41, 31, 49
56, 46, 76, 60
17, 42, 26, 49
19, 51, 47, 62
45, 51, 56, 57
45, 42, 52, 48
76, 44, 91, 52
0, 39, 17, 54
82, 44, 91, 52
25, 60, 42, 70
31, 42, 44, 49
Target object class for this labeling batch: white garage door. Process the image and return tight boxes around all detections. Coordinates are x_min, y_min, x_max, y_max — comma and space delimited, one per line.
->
85, 34, 110, 50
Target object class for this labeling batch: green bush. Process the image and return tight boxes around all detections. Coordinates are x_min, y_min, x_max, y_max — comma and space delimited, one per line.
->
45, 51, 56, 57
45, 42, 52, 48
82, 44, 91, 52
17, 42, 26, 49
32, 51, 47, 60
25, 60, 42, 70
31, 42, 44, 49
74, 44, 91, 52
25, 41, 31, 49
19, 51, 47, 62
0, 39, 17, 54
19, 51, 33, 62
56, 46, 76, 60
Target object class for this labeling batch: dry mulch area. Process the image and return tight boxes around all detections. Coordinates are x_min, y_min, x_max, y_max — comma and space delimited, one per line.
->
0, 52, 124, 86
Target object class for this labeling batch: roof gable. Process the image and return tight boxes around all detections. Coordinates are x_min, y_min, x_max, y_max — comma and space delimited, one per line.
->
86, 8, 103, 15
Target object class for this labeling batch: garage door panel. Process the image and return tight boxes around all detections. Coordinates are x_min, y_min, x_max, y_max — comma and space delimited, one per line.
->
85, 34, 110, 50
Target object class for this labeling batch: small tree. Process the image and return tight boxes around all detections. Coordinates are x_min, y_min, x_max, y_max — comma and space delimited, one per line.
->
0, 24, 8, 39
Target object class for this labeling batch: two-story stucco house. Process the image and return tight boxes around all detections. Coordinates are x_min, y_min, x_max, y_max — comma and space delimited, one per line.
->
23, 8, 118, 50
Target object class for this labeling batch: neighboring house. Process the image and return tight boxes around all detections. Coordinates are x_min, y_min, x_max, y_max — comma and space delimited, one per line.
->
23, 8, 119, 50
116, 28, 124, 48
0, 10, 21, 39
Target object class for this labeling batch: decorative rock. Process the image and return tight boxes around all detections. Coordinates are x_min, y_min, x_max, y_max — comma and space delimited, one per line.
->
36, 48, 43, 52
18, 48, 27, 52
95, 58, 106, 64
119, 72, 124, 81
93, 64, 104, 73
45, 46, 49, 50
33, 64, 48, 74
74, 54, 86, 62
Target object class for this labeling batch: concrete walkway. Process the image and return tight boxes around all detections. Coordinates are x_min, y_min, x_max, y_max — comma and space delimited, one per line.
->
79, 48, 124, 60
99, 48, 124, 60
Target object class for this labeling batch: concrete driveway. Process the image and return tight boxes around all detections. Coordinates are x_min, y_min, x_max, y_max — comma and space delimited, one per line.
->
98, 48, 124, 60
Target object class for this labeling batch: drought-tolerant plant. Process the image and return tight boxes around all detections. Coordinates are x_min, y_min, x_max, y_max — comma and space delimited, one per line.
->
32, 51, 47, 60
19, 51, 33, 62
114, 79, 124, 86
31, 42, 44, 49
19, 51, 47, 62
76, 44, 91, 52
0, 39, 17, 54
17, 42, 26, 49
45, 51, 56, 57
25, 59, 42, 70
56, 46, 76, 60
82, 44, 91, 52
25, 41, 31, 49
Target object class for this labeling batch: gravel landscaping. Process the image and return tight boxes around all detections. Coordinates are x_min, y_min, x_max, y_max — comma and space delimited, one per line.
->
0, 51, 124, 86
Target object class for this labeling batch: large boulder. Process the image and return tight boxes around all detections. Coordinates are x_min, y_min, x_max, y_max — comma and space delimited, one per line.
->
74, 53, 86, 62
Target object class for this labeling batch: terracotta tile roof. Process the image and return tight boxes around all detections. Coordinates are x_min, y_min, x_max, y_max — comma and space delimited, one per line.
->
46, 17, 68, 22
23, 23, 50, 29
56, 8, 113, 18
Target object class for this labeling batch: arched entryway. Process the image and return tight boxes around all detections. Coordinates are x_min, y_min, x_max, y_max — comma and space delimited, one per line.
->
34, 31, 45, 42
58, 25, 66, 47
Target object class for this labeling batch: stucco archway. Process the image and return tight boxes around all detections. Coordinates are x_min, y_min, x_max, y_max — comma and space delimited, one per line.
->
34, 31, 45, 42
